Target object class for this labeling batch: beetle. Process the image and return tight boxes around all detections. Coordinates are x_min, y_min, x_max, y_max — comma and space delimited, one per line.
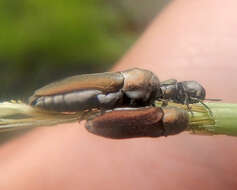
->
159, 79, 220, 115
29, 68, 161, 112
160, 79, 206, 105
85, 106, 189, 139
29, 68, 208, 112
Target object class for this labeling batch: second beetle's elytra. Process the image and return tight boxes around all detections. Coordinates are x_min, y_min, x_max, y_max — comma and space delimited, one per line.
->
86, 106, 189, 139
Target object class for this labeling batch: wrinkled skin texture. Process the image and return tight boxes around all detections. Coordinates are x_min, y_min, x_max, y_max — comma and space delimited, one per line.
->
1, 0, 237, 189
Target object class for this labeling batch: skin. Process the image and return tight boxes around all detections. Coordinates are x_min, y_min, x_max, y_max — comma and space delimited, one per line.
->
0, 0, 237, 189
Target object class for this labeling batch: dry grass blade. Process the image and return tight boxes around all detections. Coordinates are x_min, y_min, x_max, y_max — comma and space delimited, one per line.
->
0, 100, 95, 133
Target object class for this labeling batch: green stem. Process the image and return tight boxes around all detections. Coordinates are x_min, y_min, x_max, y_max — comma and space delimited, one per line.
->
192, 102, 237, 136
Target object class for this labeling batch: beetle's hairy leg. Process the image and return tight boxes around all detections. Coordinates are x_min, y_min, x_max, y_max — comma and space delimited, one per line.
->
151, 101, 158, 107
183, 95, 198, 133
191, 97, 214, 117
161, 99, 168, 107
184, 93, 194, 116
77, 109, 100, 123
200, 101, 213, 117
77, 110, 91, 122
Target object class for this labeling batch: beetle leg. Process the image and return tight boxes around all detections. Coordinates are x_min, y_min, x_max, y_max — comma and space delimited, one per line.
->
78, 110, 91, 122
184, 93, 194, 116
161, 99, 168, 107
190, 97, 214, 117
199, 101, 213, 117
184, 96, 196, 137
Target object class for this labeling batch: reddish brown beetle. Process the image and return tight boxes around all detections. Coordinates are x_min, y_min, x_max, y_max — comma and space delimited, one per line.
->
85, 106, 189, 139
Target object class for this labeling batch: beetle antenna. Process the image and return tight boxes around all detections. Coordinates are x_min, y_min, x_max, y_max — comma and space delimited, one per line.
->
204, 98, 222, 101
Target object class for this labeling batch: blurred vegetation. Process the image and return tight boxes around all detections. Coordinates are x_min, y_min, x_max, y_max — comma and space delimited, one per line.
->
0, 0, 139, 100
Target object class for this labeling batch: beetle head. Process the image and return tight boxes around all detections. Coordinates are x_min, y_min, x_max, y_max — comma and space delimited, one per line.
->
181, 81, 206, 103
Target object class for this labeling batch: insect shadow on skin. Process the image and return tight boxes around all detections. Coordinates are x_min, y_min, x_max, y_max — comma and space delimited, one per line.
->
27, 68, 213, 138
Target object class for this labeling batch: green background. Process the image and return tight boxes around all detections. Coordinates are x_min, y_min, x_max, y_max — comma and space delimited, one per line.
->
0, 0, 167, 100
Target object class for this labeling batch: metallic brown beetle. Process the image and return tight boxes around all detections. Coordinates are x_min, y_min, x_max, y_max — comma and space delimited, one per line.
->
85, 106, 189, 139
29, 68, 209, 113
29, 68, 209, 112
160, 79, 206, 105
29, 68, 160, 112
